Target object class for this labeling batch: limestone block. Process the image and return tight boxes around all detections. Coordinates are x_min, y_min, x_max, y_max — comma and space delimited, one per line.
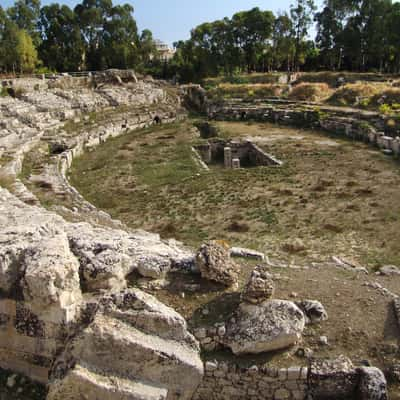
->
47, 364, 168, 400
225, 300, 305, 355
22, 233, 82, 321
55, 308, 203, 399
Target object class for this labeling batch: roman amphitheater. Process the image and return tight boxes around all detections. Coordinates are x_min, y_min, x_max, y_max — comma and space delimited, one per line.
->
0, 70, 399, 399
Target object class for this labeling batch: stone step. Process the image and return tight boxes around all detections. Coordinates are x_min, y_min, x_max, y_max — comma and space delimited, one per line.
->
71, 314, 203, 399
47, 363, 168, 400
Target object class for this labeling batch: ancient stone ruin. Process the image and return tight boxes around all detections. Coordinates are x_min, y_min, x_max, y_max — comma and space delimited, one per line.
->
195, 138, 282, 169
0, 72, 391, 400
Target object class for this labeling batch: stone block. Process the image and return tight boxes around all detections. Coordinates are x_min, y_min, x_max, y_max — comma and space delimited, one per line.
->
287, 366, 301, 380
0, 299, 16, 316
274, 388, 291, 400
278, 369, 288, 381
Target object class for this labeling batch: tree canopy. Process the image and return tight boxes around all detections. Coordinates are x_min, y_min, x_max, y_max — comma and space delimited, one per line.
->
1, 0, 400, 78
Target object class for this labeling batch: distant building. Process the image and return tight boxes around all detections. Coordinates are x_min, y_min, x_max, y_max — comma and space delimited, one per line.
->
152, 40, 175, 62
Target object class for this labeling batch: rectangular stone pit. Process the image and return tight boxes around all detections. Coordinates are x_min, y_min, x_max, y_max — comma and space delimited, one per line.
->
195, 139, 282, 169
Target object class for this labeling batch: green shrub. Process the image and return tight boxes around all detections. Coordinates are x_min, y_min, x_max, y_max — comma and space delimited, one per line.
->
379, 103, 392, 115
0, 87, 9, 97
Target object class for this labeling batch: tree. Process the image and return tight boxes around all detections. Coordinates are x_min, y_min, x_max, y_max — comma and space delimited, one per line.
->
102, 4, 139, 69
272, 13, 295, 71
290, 0, 316, 70
74, 0, 112, 70
139, 29, 156, 64
15, 28, 38, 72
38, 4, 84, 71
231, 8, 275, 72
315, 5, 343, 69
7, 0, 41, 46
0, 20, 38, 73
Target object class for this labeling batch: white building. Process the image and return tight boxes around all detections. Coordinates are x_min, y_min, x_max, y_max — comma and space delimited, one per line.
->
153, 40, 176, 62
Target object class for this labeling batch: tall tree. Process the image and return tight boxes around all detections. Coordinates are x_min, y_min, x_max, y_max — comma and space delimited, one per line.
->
272, 13, 295, 71
38, 4, 84, 71
15, 28, 38, 72
102, 4, 139, 69
139, 29, 156, 64
74, 0, 112, 70
7, 0, 41, 46
231, 8, 275, 72
290, 0, 316, 70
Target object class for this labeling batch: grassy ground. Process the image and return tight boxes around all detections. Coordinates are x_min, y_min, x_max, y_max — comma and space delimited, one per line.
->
70, 119, 400, 269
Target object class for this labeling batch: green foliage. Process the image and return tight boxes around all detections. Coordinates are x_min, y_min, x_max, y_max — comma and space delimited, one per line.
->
379, 103, 392, 114
15, 29, 38, 72
2, 0, 400, 76
0, 87, 9, 97
0, 0, 161, 73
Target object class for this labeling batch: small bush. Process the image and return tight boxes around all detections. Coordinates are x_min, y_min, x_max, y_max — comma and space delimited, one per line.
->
0, 87, 9, 97
288, 83, 332, 102
379, 103, 392, 115
227, 221, 250, 233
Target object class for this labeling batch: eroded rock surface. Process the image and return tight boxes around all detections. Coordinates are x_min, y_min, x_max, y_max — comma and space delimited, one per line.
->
358, 367, 388, 400
225, 299, 305, 354
0, 186, 202, 398
296, 300, 328, 324
241, 265, 275, 304
196, 241, 240, 287
48, 289, 203, 400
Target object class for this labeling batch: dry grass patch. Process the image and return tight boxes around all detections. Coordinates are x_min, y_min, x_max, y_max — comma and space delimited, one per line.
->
209, 83, 288, 100
328, 82, 385, 106
371, 87, 400, 107
288, 82, 332, 102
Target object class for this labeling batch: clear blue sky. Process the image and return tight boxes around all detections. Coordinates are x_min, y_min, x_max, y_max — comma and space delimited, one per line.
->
2, 0, 322, 46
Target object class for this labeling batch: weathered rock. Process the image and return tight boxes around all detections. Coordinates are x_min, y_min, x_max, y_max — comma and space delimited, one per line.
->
0, 190, 66, 294
224, 299, 305, 354
0, 75, 203, 400
67, 223, 195, 288
67, 223, 132, 291
47, 364, 168, 400
358, 367, 388, 400
392, 298, 400, 328
242, 265, 275, 304
389, 364, 400, 383
309, 356, 358, 400
49, 288, 203, 400
196, 241, 240, 287
296, 300, 328, 324
230, 246, 265, 260
22, 233, 82, 320
379, 265, 400, 276
98, 289, 199, 349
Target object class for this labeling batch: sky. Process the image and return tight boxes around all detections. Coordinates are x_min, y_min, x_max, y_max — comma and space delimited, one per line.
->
1, 0, 323, 46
